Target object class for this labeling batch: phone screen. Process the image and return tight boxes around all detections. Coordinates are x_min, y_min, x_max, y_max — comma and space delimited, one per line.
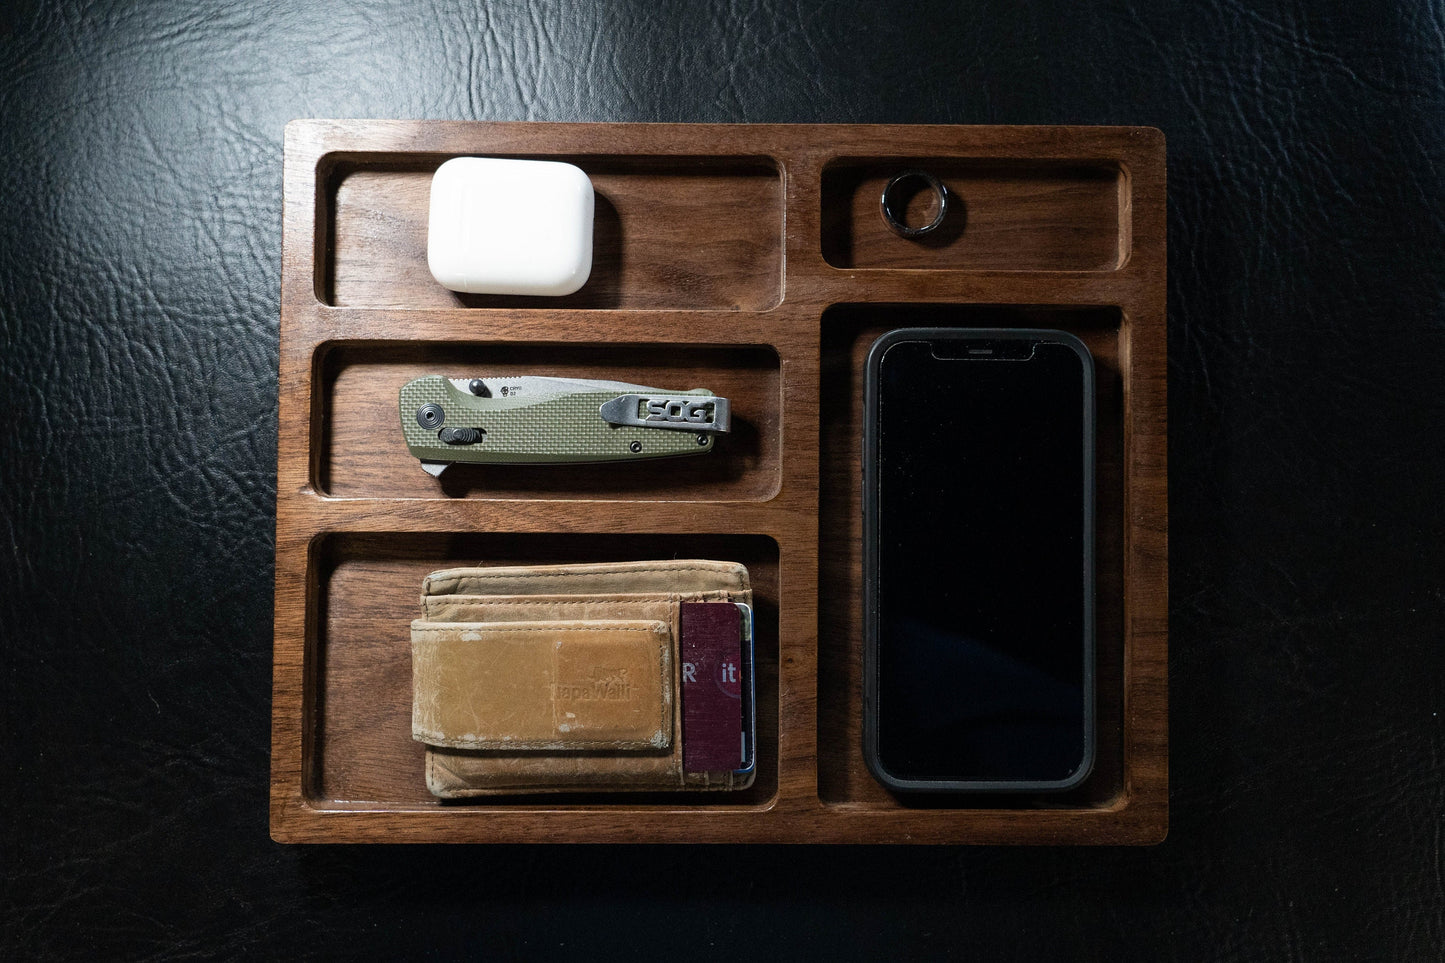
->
867, 331, 1094, 790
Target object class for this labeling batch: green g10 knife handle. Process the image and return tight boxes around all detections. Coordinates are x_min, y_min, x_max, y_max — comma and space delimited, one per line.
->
399, 376, 718, 473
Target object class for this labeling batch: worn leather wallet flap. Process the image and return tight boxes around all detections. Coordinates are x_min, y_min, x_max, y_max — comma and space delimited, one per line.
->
411, 619, 673, 751
420, 591, 734, 623
422, 559, 750, 599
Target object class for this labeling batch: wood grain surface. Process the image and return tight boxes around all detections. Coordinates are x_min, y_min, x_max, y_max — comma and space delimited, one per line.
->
313, 533, 780, 808
816, 305, 1127, 810
272, 121, 1167, 844
325, 157, 782, 310
820, 160, 1124, 271
321, 343, 781, 500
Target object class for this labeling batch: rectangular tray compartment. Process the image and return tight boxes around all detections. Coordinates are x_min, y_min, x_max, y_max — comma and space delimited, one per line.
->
309, 531, 780, 809
821, 159, 1125, 272
321, 155, 783, 311
318, 342, 781, 500
817, 303, 1128, 809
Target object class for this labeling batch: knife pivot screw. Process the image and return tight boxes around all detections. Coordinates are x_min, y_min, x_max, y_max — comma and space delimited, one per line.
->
629, 441, 642, 453
416, 404, 445, 429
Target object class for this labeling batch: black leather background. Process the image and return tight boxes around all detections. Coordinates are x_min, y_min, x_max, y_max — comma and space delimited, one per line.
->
3, 0, 1442, 958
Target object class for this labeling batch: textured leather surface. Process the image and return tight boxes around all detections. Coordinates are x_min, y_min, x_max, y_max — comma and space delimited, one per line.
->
422, 559, 752, 598
415, 561, 753, 793
411, 620, 675, 751
2, 0, 1442, 958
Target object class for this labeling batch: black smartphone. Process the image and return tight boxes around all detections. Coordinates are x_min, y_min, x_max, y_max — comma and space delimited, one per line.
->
863, 328, 1095, 793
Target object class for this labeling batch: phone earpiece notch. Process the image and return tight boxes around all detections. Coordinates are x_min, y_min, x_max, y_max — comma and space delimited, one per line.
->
930, 339, 1036, 361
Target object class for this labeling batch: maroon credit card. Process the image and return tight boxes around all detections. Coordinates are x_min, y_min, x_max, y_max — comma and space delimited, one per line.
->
680, 601, 744, 772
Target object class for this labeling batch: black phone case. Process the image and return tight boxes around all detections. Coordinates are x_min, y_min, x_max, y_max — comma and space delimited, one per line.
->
862, 327, 1097, 794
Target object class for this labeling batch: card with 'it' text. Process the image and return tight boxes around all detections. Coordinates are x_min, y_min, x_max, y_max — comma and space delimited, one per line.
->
680, 601, 752, 773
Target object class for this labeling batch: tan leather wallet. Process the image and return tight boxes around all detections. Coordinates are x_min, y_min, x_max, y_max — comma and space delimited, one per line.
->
411, 559, 754, 797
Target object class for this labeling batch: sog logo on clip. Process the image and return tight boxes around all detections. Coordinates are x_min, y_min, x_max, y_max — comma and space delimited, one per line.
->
554, 667, 634, 703
644, 397, 718, 426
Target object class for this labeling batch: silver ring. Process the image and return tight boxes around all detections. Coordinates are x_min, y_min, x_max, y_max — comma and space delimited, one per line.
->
880, 169, 948, 238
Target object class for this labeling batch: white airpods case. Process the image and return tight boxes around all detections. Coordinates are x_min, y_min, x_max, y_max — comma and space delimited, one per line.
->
426, 157, 594, 296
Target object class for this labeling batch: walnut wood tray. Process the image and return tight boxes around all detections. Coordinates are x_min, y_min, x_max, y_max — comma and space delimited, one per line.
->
271, 121, 1167, 844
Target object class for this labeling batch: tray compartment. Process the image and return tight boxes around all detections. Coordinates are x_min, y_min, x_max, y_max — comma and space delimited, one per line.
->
308, 531, 780, 809
821, 159, 1126, 272
816, 303, 1127, 808
317, 341, 781, 500
320, 155, 783, 310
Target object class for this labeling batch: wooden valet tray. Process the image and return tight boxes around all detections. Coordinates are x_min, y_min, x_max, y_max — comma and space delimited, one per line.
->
271, 121, 1168, 844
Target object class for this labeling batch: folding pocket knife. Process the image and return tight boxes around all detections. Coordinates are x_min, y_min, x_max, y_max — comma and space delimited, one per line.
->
398, 375, 731, 476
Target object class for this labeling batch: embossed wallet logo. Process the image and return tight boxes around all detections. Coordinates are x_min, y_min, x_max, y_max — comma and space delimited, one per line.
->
554, 666, 634, 702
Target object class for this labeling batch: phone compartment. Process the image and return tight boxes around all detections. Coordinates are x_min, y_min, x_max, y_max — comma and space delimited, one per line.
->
818, 303, 1128, 809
